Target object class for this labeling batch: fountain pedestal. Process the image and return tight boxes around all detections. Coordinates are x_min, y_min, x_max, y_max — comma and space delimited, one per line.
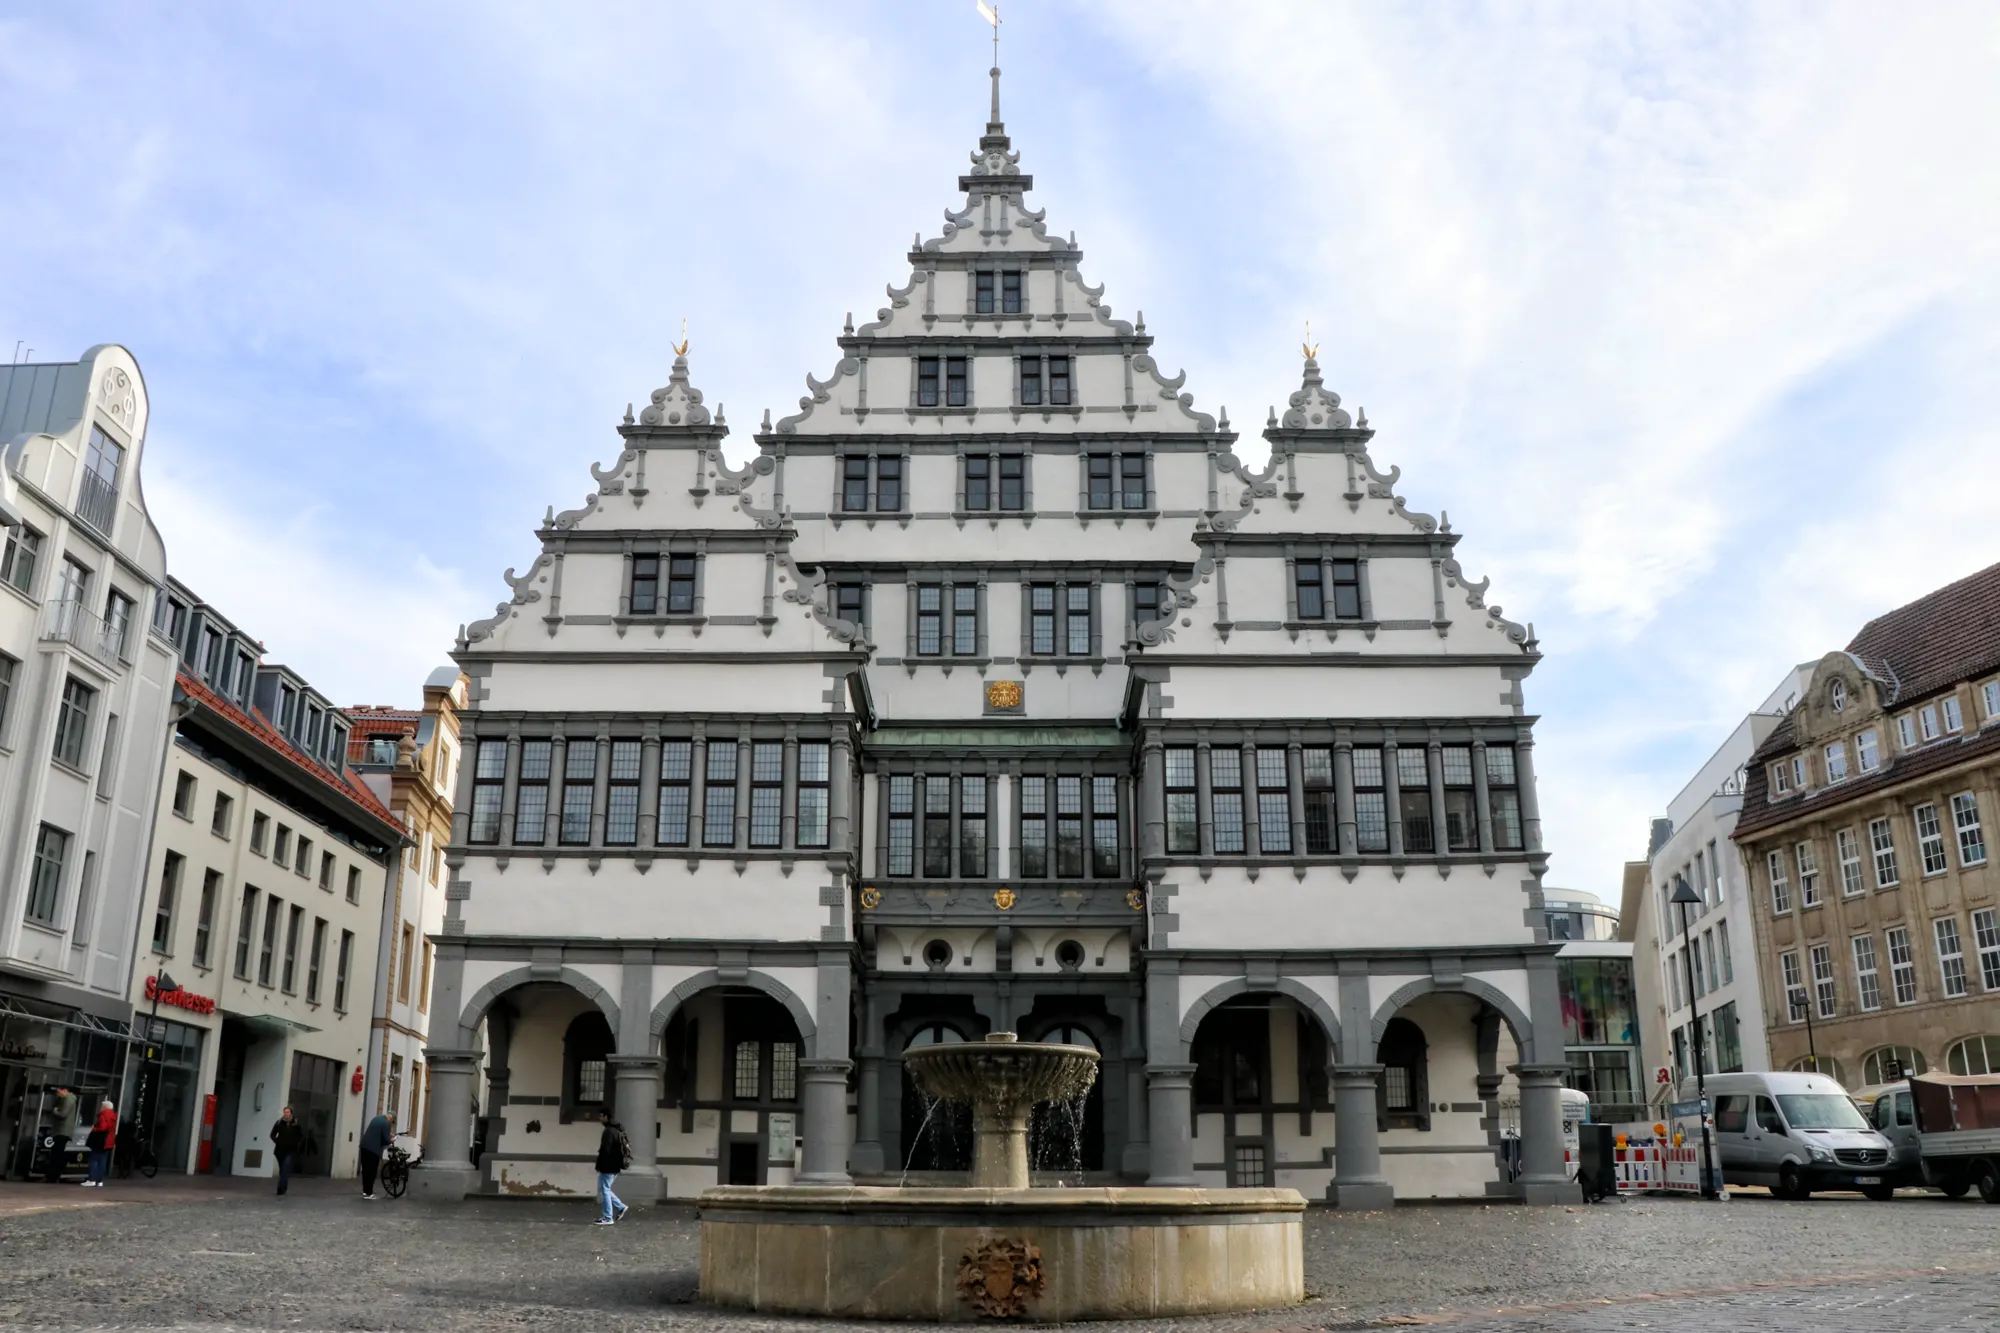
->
698, 1034, 1306, 1321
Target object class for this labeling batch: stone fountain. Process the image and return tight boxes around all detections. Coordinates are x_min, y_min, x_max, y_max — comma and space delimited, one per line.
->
699, 1033, 1305, 1321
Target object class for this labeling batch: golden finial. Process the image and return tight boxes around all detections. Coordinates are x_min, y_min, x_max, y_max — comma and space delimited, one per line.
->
672, 317, 690, 358
1302, 319, 1318, 361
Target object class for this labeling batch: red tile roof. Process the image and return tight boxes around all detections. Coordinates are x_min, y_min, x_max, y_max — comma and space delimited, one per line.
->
176, 670, 399, 831
1846, 560, 2000, 704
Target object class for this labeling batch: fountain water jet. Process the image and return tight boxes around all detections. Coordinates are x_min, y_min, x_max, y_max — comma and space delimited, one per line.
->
699, 1033, 1305, 1321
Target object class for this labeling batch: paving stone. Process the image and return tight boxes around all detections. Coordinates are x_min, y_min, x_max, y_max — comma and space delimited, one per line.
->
0, 1181, 1995, 1331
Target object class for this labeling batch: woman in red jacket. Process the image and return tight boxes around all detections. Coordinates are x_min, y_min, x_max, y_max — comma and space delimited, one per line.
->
84, 1099, 116, 1186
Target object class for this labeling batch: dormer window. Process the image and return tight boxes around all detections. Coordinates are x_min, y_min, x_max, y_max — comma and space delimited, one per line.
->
1919, 705, 1941, 742
1856, 728, 1880, 772
974, 270, 1023, 315
1829, 679, 1847, 712
1771, 756, 1802, 795
1942, 696, 1963, 733
1824, 741, 1849, 783
1897, 714, 1917, 749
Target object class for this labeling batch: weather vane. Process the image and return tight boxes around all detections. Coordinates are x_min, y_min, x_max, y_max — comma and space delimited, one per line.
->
1302, 320, 1318, 360
976, 0, 1000, 65
673, 317, 690, 358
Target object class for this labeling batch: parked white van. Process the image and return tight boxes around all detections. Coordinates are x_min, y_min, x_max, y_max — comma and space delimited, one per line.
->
1688, 1071, 1895, 1199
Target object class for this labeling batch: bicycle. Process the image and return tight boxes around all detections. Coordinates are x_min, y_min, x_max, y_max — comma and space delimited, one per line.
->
380, 1143, 417, 1198
112, 1137, 159, 1180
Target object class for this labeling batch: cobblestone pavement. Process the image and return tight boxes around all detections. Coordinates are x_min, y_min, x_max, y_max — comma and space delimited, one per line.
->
0, 1180, 1995, 1331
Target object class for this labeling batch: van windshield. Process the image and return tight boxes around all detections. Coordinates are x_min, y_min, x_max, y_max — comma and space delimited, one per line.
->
1776, 1094, 1870, 1130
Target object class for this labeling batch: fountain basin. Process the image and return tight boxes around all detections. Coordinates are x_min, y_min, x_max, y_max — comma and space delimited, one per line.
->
698, 1185, 1306, 1321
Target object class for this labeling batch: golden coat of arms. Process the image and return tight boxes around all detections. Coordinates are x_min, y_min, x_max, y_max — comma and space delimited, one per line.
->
985, 680, 1023, 710
992, 888, 1017, 911
955, 1237, 1045, 1318
858, 886, 881, 910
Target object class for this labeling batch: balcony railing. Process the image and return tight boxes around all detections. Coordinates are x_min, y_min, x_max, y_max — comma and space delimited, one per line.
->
42, 599, 132, 669
75, 469, 119, 535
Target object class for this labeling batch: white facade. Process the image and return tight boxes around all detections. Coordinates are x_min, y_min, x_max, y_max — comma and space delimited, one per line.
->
1642, 666, 1813, 1092
125, 581, 403, 1178
414, 71, 1578, 1207
0, 346, 177, 1175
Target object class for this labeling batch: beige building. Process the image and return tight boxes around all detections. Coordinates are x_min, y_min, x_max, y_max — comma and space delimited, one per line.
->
1734, 564, 2000, 1097
347, 668, 465, 1147
129, 580, 403, 1177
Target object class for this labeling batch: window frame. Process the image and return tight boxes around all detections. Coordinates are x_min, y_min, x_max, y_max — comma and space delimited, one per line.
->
1970, 907, 2000, 993
468, 740, 505, 844
1767, 848, 1792, 915
1795, 840, 1821, 907
53, 676, 96, 769
1886, 925, 1919, 1005
1083, 452, 1150, 513
514, 739, 552, 844
1951, 791, 1986, 866
26, 823, 69, 926
605, 739, 642, 846
1935, 916, 1969, 998
1915, 802, 1950, 876
657, 739, 693, 847
748, 741, 784, 849
1856, 728, 1880, 772
1836, 827, 1864, 896
152, 851, 183, 954
1869, 817, 1900, 887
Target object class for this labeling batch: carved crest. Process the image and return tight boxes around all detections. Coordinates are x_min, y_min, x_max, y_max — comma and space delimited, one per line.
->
985, 680, 1023, 710
992, 888, 1017, 911
955, 1237, 1044, 1318
858, 886, 881, 910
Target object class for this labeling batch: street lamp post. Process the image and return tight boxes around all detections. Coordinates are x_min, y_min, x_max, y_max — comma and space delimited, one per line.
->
141, 971, 180, 1163
1669, 876, 1719, 1200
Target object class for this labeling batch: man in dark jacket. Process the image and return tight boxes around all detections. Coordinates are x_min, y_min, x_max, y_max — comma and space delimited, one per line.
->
270, 1107, 304, 1196
593, 1109, 628, 1225
358, 1112, 394, 1199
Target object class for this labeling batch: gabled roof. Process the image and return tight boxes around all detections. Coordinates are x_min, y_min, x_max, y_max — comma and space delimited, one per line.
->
1845, 561, 2000, 704
176, 670, 400, 835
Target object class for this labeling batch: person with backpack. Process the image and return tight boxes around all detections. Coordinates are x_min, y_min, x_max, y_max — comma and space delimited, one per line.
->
593, 1108, 631, 1225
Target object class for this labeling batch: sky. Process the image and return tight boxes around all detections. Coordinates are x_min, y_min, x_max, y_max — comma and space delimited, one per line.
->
4, 2, 1998, 896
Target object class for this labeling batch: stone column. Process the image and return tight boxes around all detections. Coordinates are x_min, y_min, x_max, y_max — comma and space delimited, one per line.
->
547, 735, 568, 845
1427, 732, 1448, 856
1139, 732, 1165, 862
687, 730, 708, 849
1145, 1065, 1198, 1185
638, 728, 662, 847
1286, 734, 1307, 857
1334, 733, 1357, 856
1331, 1064, 1394, 1209
1195, 733, 1215, 858
1513, 1063, 1572, 1204
610, 1055, 664, 1202
799, 948, 854, 1183
410, 1048, 483, 1201
1383, 730, 1404, 857
1515, 730, 1544, 853
828, 732, 853, 866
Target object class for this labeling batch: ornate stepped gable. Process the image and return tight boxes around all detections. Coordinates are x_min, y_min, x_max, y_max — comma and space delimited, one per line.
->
457, 68, 1533, 673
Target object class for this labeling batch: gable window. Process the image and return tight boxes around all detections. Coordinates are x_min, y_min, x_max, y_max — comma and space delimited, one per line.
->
25, 824, 69, 926
1952, 792, 1986, 866
1769, 760, 1792, 795
630, 555, 659, 613
1, 525, 42, 594
1303, 746, 1335, 854
1397, 748, 1434, 853
1293, 558, 1364, 622
1856, 729, 1880, 772
53, 677, 95, 769
916, 357, 941, 407
797, 742, 830, 849
1767, 848, 1792, 914
921, 776, 951, 876
749, 742, 783, 848
1914, 802, 1949, 876
1048, 355, 1071, 405
606, 740, 642, 846
1824, 742, 1848, 784
1353, 746, 1389, 853
1796, 841, 1820, 907
1869, 817, 1899, 887
1020, 357, 1042, 405
961, 454, 1027, 512
1091, 776, 1119, 876
1165, 748, 1198, 854
1836, 828, 1864, 896
662, 555, 697, 612
514, 740, 552, 844
1085, 453, 1148, 511
1828, 679, 1846, 712
945, 358, 969, 407
703, 741, 738, 846
468, 741, 505, 843
833, 581, 868, 632
656, 740, 693, 846
973, 269, 1023, 314
1294, 561, 1324, 619
1985, 681, 2000, 720
1210, 749, 1245, 854
840, 456, 904, 513
77, 426, 123, 532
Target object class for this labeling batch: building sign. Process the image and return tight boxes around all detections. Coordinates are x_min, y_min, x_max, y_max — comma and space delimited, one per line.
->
144, 976, 217, 1016
767, 1112, 797, 1164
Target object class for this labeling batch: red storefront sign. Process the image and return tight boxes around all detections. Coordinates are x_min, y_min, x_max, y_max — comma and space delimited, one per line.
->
144, 976, 217, 1016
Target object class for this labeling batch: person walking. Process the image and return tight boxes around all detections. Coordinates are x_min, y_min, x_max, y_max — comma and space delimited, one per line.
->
593, 1108, 629, 1226
82, 1099, 116, 1187
358, 1111, 394, 1200
270, 1106, 304, 1196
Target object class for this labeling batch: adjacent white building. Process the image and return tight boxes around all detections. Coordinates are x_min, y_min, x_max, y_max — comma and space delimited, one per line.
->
1641, 666, 1813, 1095
127, 580, 404, 1177
415, 69, 1577, 1206
0, 346, 177, 1177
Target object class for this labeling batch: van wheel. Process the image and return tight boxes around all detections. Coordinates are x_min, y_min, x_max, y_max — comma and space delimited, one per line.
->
1862, 1183, 1896, 1201
1975, 1160, 2000, 1205
1777, 1163, 1811, 1201
1938, 1177, 1971, 1200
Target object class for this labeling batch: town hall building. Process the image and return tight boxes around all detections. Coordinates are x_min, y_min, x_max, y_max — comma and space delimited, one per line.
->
415, 70, 1573, 1207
